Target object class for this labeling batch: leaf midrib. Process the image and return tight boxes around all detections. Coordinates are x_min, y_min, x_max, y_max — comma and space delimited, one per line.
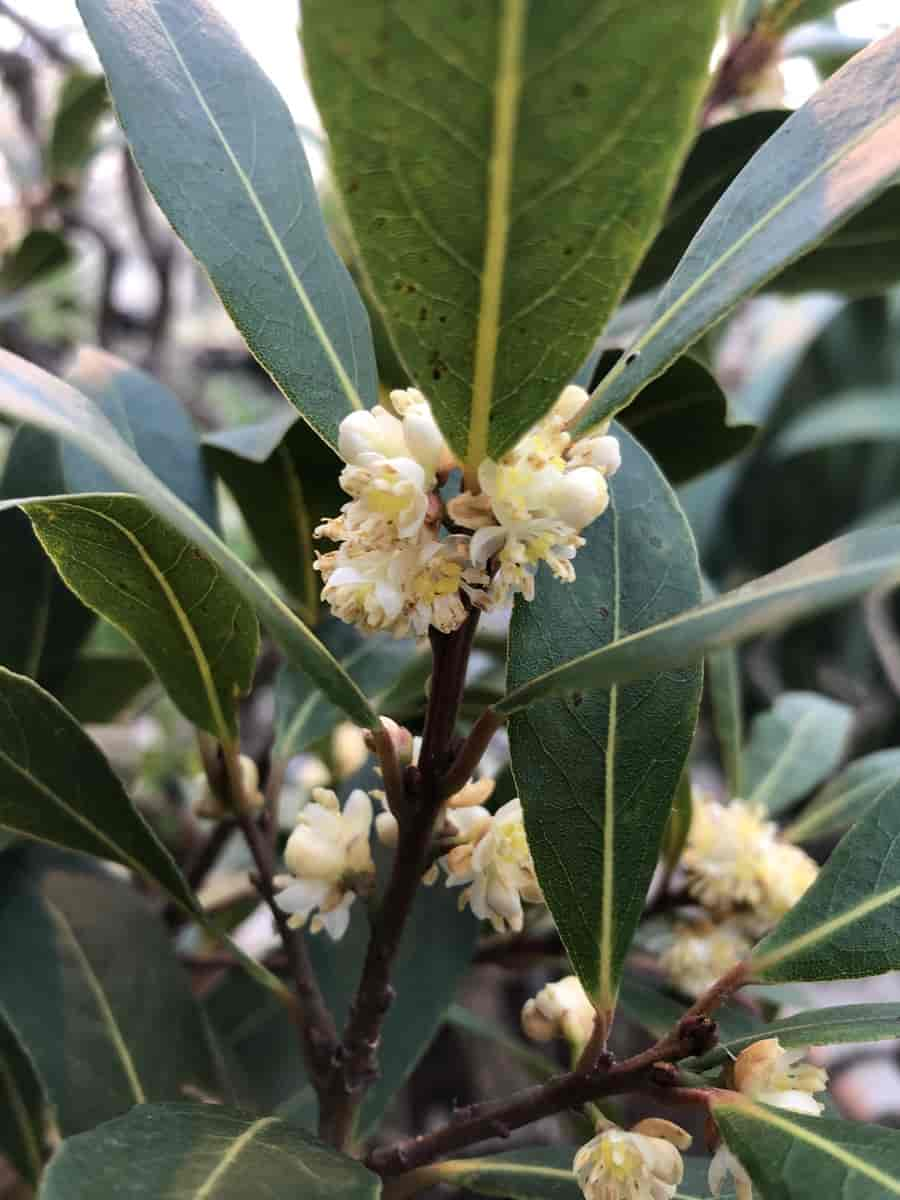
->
194, 1116, 280, 1199
598, 494, 622, 1010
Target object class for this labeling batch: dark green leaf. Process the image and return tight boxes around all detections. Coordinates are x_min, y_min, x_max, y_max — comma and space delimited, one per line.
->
0, 851, 224, 1136
77, 0, 376, 450
39, 1103, 381, 1199
46, 71, 108, 181
753, 780, 900, 982
0, 350, 378, 731
304, 0, 724, 467
775, 389, 900, 461
24, 495, 258, 742
0, 230, 72, 292
64, 347, 219, 529
693, 1003, 900, 1071
498, 526, 900, 717
784, 749, 900, 843
204, 408, 343, 614
742, 691, 853, 814
0, 1007, 49, 1188
577, 31, 900, 433
54, 654, 154, 724
508, 427, 702, 1008
713, 1100, 900, 1199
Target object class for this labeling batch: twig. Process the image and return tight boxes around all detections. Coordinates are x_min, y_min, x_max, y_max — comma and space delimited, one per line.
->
864, 589, 900, 697
320, 608, 481, 1147
441, 707, 503, 799
0, 0, 77, 67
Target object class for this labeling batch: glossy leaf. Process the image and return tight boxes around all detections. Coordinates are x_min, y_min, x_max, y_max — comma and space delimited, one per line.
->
693, 1003, 900, 1071
753, 780, 900, 982
775, 389, 900, 460
204, 408, 343, 615
508, 428, 702, 1008
24, 495, 258, 742
0, 230, 72, 292
742, 691, 853, 814
77, 0, 376, 450
577, 31, 900, 433
0, 851, 224, 1136
498, 525, 900, 717
55, 654, 154, 724
713, 1100, 900, 1199
46, 71, 108, 181
0, 350, 378, 730
304, 0, 724, 467
64, 347, 219, 529
784, 749, 900, 843
0, 1007, 49, 1189
40, 1103, 381, 1200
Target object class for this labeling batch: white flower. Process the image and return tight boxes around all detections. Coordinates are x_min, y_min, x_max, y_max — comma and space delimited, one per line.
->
660, 918, 754, 998
443, 798, 542, 933
574, 1119, 691, 1200
389, 387, 455, 478
191, 754, 264, 820
338, 405, 408, 467
521, 975, 596, 1047
732, 1038, 828, 1116
316, 541, 411, 634
405, 535, 487, 635
274, 787, 375, 940
338, 455, 431, 541
709, 1144, 753, 1200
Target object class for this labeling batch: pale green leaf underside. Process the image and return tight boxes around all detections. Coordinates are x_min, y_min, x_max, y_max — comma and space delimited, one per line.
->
77, 0, 376, 450
304, 0, 724, 463
578, 29, 900, 432
0, 350, 377, 730
785, 749, 900, 843
498, 525, 900, 715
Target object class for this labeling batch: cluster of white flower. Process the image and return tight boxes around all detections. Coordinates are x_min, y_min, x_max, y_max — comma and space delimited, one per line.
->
573, 1117, 691, 1200
316, 385, 620, 635
709, 1038, 828, 1200
521, 974, 596, 1049
662, 792, 818, 997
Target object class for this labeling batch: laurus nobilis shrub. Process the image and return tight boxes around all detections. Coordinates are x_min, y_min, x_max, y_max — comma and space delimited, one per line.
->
1, 1, 900, 1197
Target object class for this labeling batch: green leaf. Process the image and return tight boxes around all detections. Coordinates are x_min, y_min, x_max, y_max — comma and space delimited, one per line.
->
692, 1003, 900, 1071
0, 1007, 50, 1189
76, 0, 376, 450
304, 0, 724, 467
767, 0, 843, 33
752, 780, 900, 982
742, 691, 853, 814
707, 638, 744, 798
0, 349, 378, 731
204, 409, 343, 615
64, 347, 219, 529
577, 31, 900, 434
24, 495, 258, 742
54, 654, 154, 724
618, 972, 759, 1045
775, 389, 900, 461
507, 427, 702, 1008
784, 749, 900, 843
497, 525, 900, 717
0, 230, 72, 292
39, 1103, 381, 1200
0, 668, 198, 913
0, 851, 225, 1136
712, 1100, 900, 1199
592, 352, 756, 484
663, 770, 694, 874
46, 71, 108, 181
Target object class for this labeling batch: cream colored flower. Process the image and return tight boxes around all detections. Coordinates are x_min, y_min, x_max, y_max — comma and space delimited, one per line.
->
448, 776, 495, 809
660, 918, 754, 998
274, 787, 375, 940
733, 1038, 828, 1115
521, 975, 595, 1047
443, 798, 542, 933
316, 541, 411, 634
389, 387, 455, 478
338, 405, 408, 467
405, 535, 487, 635
754, 842, 819, 930
337, 455, 431, 541
574, 1119, 691, 1200
191, 754, 264, 820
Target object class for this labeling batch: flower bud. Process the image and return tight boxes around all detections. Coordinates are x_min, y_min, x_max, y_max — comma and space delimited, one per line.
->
552, 384, 590, 425
191, 754, 264, 820
375, 810, 400, 848
521, 975, 596, 1047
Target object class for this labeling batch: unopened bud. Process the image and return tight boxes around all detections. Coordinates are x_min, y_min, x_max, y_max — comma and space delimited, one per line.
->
375, 810, 400, 848
191, 754, 264, 820
365, 716, 415, 767
333, 722, 369, 779
448, 776, 495, 808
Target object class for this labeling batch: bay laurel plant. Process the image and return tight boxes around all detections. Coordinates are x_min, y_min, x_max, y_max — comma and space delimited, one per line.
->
1, 1, 900, 1198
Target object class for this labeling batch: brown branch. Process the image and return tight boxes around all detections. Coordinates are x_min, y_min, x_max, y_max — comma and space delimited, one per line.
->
441, 706, 503, 799
319, 607, 481, 1147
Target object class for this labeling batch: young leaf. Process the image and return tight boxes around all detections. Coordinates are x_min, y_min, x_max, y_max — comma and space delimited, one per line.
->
204, 409, 344, 615
0, 349, 378, 731
692, 1003, 900, 1071
508, 427, 702, 1009
497, 525, 900, 716
712, 1100, 900, 1199
742, 691, 853, 814
24, 495, 259, 743
303, 0, 724, 466
64, 347, 219, 530
752, 780, 900, 982
0, 1007, 49, 1189
76, 0, 376, 450
46, 71, 108, 182
784, 749, 900, 843
40, 1103, 381, 1200
577, 30, 900, 433
0, 851, 225, 1136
